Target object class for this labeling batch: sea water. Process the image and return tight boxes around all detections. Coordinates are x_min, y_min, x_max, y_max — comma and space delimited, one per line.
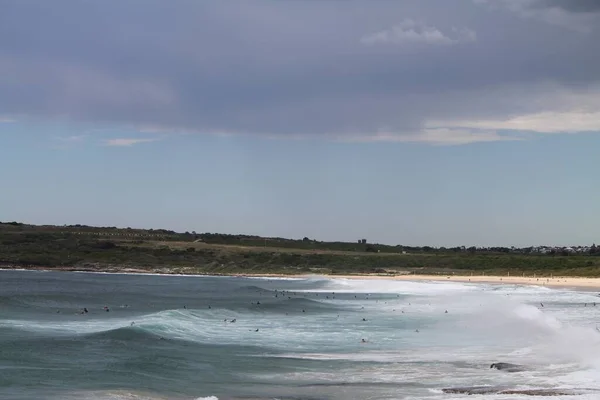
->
1, 271, 600, 399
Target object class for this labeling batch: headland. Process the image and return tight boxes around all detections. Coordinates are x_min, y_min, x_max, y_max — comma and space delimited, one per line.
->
2, 221, 600, 288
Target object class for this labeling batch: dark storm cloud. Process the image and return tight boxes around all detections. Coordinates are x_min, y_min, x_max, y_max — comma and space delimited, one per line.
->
536, 0, 600, 13
1, 0, 599, 142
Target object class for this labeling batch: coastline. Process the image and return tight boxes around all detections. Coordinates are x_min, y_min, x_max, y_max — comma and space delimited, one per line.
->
3, 265, 600, 291
334, 274, 600, 291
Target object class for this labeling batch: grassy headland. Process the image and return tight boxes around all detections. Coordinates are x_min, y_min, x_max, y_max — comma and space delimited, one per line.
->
1, 222, 599, 277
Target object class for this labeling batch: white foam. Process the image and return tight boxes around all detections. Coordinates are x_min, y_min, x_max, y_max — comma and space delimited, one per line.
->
241, 276, 307, 281
297, 277, 480, 295
54, 390, 173, 400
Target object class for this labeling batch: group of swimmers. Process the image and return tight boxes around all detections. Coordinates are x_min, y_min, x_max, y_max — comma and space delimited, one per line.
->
76, 306, 109, 314
61, 288, 457, 343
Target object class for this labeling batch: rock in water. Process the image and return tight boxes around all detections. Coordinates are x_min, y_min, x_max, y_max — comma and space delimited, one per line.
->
490, 362, 527, 372
442, 386, 585, 396
442, 386, 508, 395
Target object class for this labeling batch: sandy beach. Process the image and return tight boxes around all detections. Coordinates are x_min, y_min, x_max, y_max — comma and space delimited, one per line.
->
234, 271, 600, 291
331, 273, 600, 291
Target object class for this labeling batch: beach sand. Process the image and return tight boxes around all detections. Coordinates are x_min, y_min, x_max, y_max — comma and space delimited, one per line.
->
331, 274, 600, 291
238, 272, 600, 291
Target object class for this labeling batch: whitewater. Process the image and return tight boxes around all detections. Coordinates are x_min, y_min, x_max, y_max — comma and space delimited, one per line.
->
2, 271, 600, 399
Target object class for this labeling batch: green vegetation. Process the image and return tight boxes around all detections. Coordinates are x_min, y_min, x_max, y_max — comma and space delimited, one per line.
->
1, 222, 599, 276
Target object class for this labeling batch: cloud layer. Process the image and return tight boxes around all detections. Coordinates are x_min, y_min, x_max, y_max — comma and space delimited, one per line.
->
104, 138, 159, 147
1, 1, 599, 145
360, 20, 476, 46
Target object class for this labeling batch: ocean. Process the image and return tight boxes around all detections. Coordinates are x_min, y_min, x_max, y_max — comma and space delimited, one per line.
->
2, 271, 600, 400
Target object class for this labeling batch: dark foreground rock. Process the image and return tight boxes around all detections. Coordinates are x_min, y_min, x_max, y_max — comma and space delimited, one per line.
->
442, 386, 588, 396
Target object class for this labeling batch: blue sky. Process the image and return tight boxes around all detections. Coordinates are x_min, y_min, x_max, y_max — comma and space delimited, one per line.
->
1, 1, 600, 247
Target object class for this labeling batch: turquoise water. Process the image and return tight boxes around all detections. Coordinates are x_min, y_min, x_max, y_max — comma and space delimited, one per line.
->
2, 271, 600, 399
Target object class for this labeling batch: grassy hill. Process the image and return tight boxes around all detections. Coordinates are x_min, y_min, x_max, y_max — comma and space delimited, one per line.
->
1, 222, 599, 276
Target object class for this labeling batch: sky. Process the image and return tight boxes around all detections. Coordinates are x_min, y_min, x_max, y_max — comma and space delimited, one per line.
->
1, 0, 599, 247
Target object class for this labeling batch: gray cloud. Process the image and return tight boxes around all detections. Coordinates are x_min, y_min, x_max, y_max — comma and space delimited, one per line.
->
536, 0, 600, 13
1, 0, 599, 144
476, 0, 600, 32
360, 20, 476, 46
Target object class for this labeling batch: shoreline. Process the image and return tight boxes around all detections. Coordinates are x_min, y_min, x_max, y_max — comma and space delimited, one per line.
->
3, 265, 600, 291
335, 274, 600, 291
